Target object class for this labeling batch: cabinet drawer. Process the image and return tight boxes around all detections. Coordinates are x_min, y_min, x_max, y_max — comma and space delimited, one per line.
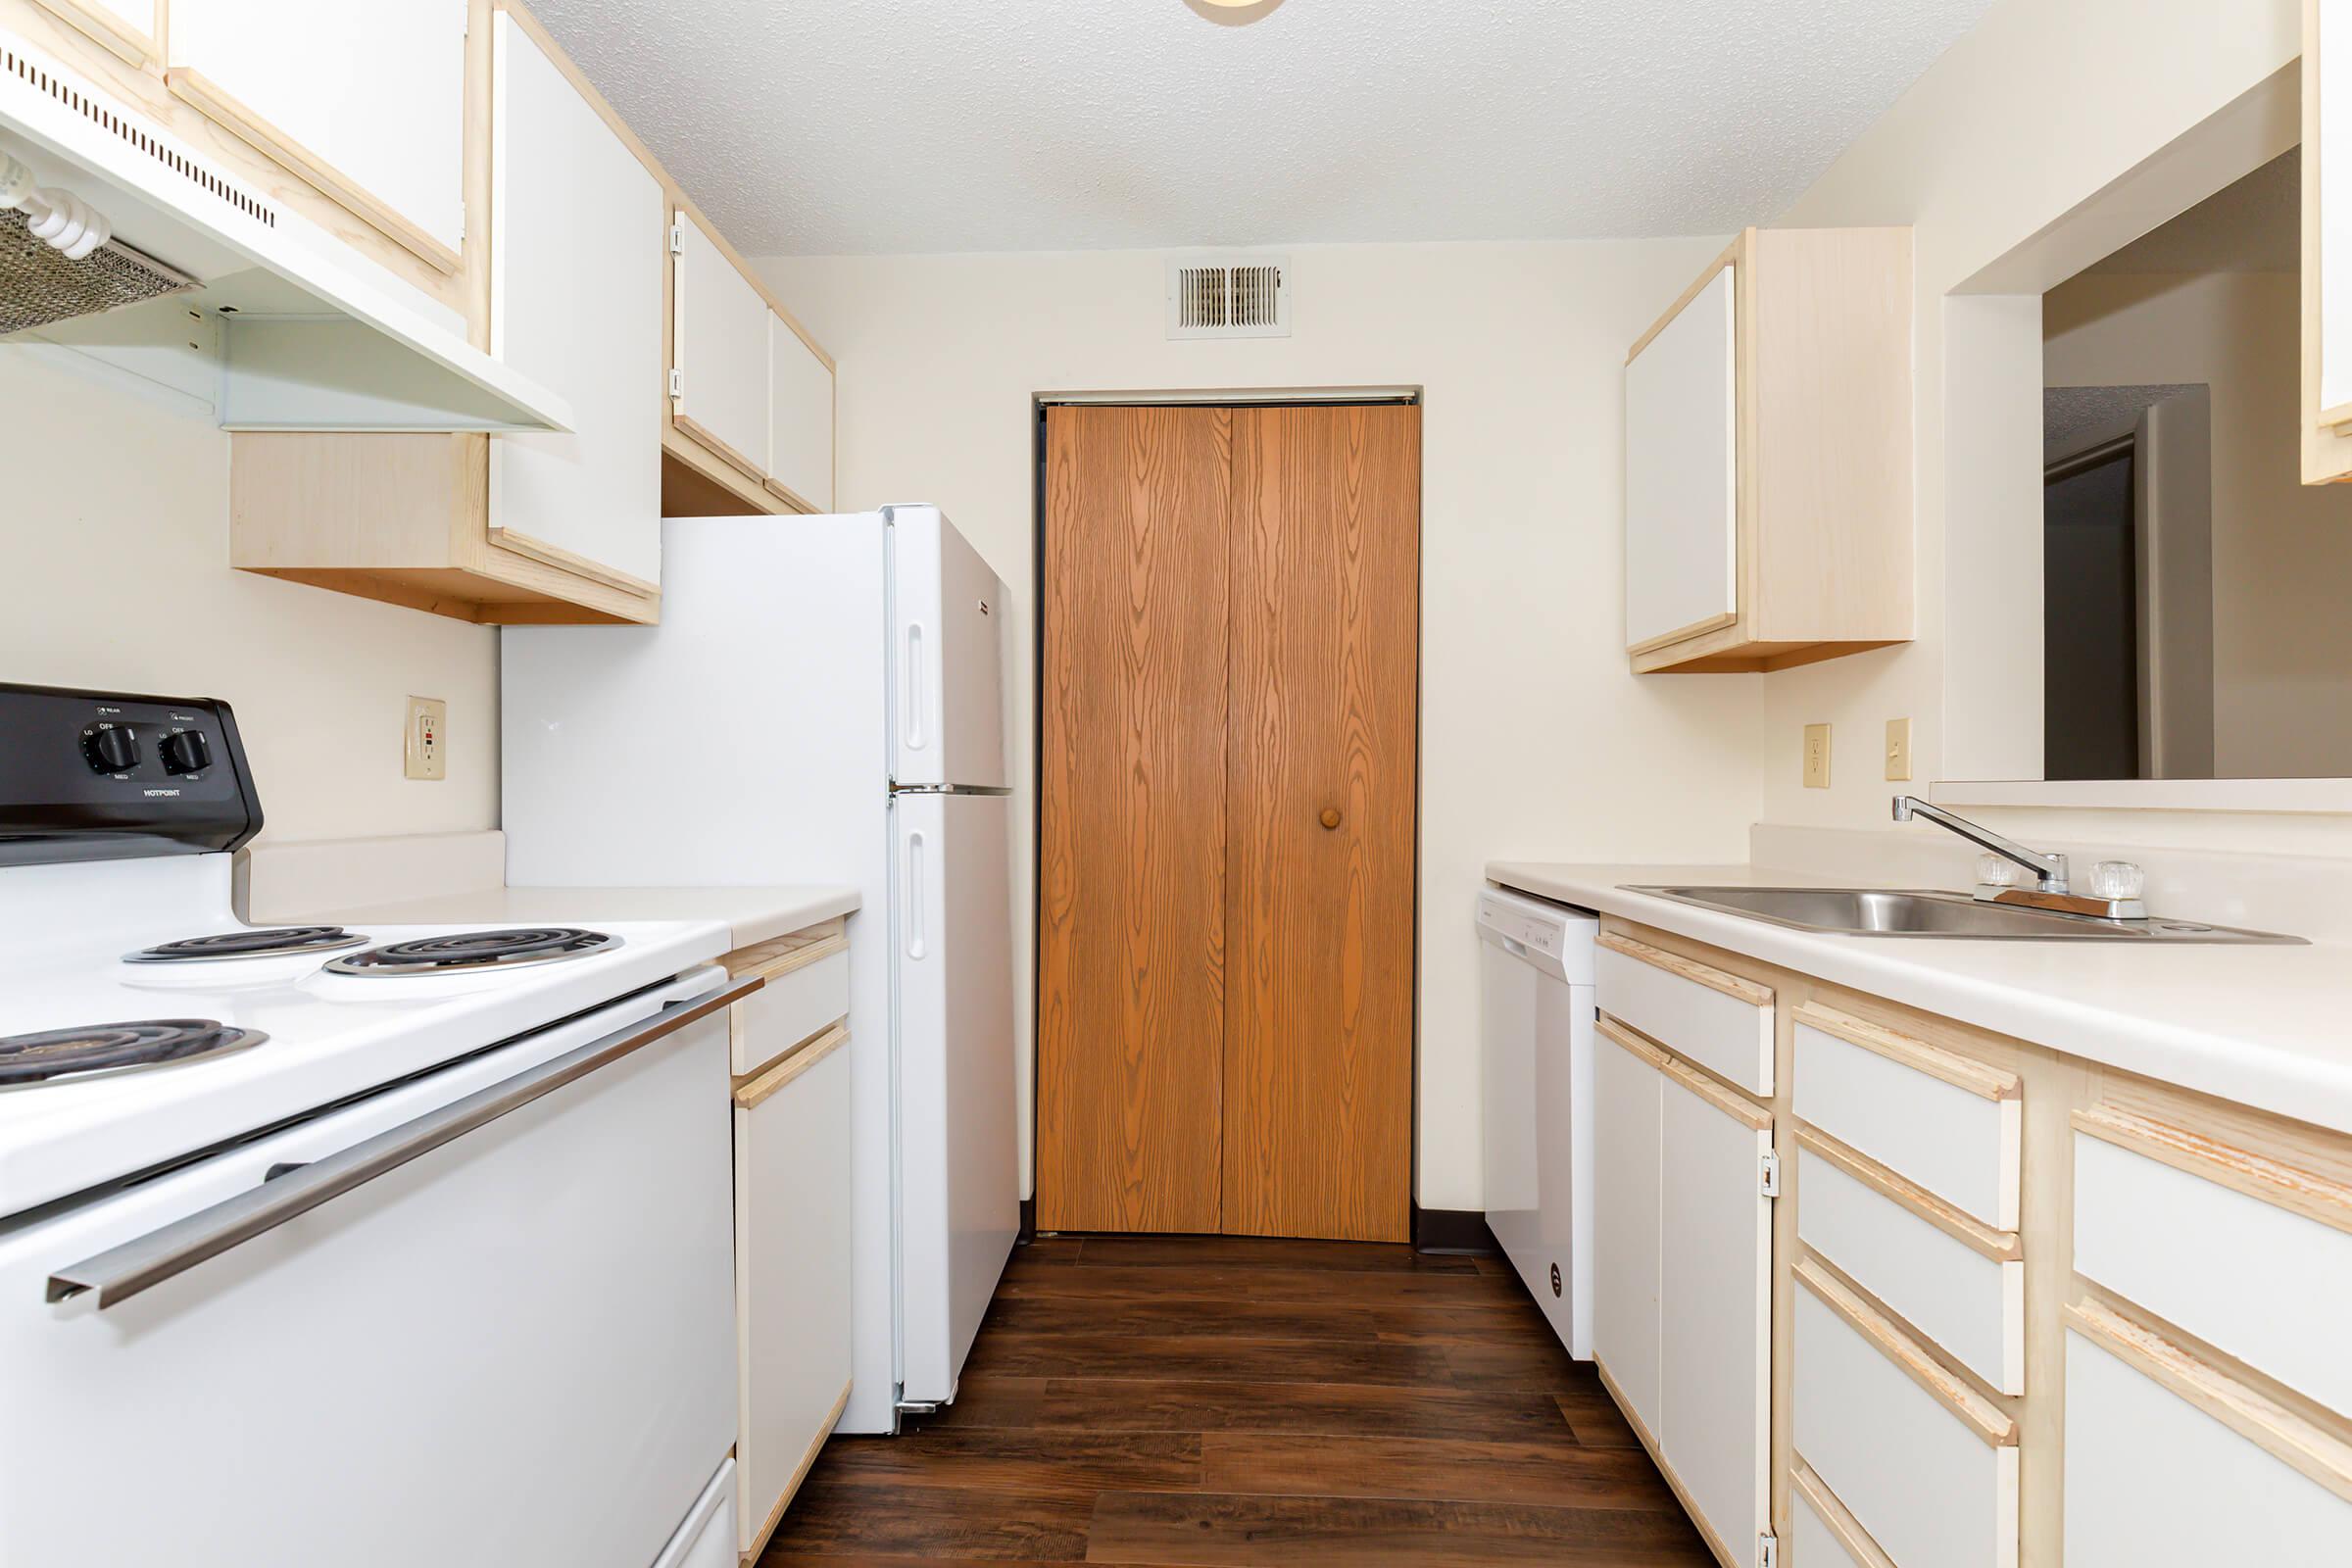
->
2073, 1108, 2352, 1418
1595, 930, 1773, 1096
1796, 1128, 2025, 1396
730, 943, 850, 1077
2063, 1301, 2352, 1566
1793, 1258, 2018, 1568
1792, 1002, 2019, 1230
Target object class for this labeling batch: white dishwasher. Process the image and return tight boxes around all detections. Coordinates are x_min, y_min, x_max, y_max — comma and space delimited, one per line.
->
1478, 885, 1599, 1357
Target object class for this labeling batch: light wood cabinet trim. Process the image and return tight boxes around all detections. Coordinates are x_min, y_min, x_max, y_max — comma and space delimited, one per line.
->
761, 474, 821, 515
662, 425, 791, 516
673, 411, 766, 484
1597, 929, 1774, 1006
1594, 1011, 1676, 1074
1596, 1012, 1770, 1130
732, 1022, 848, 1109
497, 0, 665, 184
1626, 233, 1746, 365
2073, 1105, 2352, 1240
162, 66, 464, 274
1790, 1457, 1899, 1568
26, 0, 157, 65
743, 1377, 851, 1564
1794, 1253, 2018, 1447
1793, 999, 2020, 1102
485, 523, 662, 598
1626, 609, 1740, 659
723, 919, 848, 979
2066, 1298, 2352, 1506
1794, 1123, 2022, 1262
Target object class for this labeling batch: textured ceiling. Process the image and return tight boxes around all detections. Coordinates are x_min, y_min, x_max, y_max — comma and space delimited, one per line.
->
2086, 149, 2299, 276
523, 0, 1999, 256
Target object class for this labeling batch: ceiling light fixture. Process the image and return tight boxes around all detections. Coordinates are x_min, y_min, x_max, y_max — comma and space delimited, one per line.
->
1184, 0, 1285, 24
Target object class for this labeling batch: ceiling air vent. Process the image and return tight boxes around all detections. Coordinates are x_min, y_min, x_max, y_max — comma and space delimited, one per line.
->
1166, 256, 1289, 340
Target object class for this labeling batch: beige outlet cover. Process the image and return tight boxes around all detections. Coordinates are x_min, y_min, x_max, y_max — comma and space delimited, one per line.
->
405, 696, 447, 781
1803, 723, 1832, 789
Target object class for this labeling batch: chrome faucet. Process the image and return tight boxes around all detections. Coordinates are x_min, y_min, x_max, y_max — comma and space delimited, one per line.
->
1891, 796, 2070, 895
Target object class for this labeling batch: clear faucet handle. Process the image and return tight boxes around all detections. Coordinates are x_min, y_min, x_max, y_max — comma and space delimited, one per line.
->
2090, 860, 2145, 901
1976, 853, 2020, 888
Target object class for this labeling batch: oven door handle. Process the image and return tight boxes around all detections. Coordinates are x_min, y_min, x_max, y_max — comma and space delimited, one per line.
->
45, 973, 761, 1310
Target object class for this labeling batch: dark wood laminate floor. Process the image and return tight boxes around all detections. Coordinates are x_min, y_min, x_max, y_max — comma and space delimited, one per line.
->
760, 1235, 1711, 1566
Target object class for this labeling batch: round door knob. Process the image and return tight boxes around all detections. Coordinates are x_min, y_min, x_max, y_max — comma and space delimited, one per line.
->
1319, 807, 1343, 830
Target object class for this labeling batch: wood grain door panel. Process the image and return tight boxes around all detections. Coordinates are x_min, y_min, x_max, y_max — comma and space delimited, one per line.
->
1222, 405, 1420, 1243
1037, 405, 1232, 1233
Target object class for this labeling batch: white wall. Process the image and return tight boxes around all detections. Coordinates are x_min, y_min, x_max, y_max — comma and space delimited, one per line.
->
761, 240, 1767, 1212
0, 351, 501, 843
1757, 0, 2335, 853
2043, 270, 2352, 778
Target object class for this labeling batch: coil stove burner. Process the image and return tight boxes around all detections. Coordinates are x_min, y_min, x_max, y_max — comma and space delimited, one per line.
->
323, 928, 620, 977
0, 1019, 266, 1087
124, 926, 368, 963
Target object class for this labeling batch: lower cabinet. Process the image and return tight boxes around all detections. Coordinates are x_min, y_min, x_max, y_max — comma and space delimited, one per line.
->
728, 936, 855, 1562
1592, 1015, 1770, 1566
2062, 1302, 2352, 1566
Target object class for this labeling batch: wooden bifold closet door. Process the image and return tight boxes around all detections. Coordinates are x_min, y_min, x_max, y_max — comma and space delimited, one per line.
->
1038, 402, 1419, 1243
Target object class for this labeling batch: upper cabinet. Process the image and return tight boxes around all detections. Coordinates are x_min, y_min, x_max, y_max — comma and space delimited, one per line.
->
665, 208, 838, 517
167, 0, 468, 274
1624, 226, 1915, 673
213, 0, 838, 623
672, 209, 774, 481
2304, 4, 2352, 484
768, 312, 835, 514
485, 8, 665, 596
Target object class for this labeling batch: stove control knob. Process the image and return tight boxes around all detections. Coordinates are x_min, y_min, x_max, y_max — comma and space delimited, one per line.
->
86, 726, 139, 773
161, 729, 213, 775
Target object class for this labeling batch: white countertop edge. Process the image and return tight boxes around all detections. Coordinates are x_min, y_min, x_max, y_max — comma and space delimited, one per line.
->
294, 885, 862, 954
1486, 860, 2352, 1140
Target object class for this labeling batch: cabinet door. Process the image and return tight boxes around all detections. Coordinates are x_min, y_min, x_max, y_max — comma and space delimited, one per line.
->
767, 311, 835, 512
2064, 1309, 2352, 1566
167, 0, 467, 268
734, 1036, 855, 1558
1658, 1064, 1772, 1562
1624, 263, 1739, 651
1592, 1023, 1663, 1440
673, 211, 772, 480
487, 12, 665, 593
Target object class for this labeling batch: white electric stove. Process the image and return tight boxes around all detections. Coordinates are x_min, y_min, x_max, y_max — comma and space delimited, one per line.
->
0, 682, 750, 1568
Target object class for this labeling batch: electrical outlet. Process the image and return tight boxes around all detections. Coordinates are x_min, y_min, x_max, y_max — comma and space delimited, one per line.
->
405, 697, 447, 781
1886, 717, 1914, 782
1803, 723, 1832, 789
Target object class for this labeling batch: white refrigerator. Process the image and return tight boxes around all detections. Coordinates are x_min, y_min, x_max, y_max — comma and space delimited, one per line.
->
502, 504, 1020, 1435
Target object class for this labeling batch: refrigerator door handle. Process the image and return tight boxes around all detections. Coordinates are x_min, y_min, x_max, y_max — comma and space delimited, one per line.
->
904, 622, 926, 755
905, 827, 928, 959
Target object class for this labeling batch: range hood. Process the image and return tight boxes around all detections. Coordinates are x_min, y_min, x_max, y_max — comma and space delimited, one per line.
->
0, 28, 570, 432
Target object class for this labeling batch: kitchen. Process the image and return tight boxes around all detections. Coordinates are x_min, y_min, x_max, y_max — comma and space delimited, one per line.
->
3, 0, 2350, 1564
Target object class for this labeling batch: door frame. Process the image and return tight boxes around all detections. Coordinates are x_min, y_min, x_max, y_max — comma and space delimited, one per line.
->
1027, 387, 1427, 1239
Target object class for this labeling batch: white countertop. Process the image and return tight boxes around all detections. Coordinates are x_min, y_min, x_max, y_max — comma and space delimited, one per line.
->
299, 885, 860, 954
1487, 860, 2352, 1139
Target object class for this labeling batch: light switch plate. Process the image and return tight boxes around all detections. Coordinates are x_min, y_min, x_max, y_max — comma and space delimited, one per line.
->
1803, 723, 1832, 789
405, 696, 447, 781
1885, 717, 1913, 782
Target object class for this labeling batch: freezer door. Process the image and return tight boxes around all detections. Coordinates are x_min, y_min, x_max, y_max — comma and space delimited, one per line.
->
888, 505, 1010, 790
892, 790, 1019, 1406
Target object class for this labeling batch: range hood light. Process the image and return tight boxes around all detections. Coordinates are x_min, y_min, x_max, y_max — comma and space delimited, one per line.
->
0, 149, 112, 260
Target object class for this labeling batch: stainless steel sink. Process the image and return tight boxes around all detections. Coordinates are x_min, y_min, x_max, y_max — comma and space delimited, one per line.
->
1623, 886, 2305, 944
